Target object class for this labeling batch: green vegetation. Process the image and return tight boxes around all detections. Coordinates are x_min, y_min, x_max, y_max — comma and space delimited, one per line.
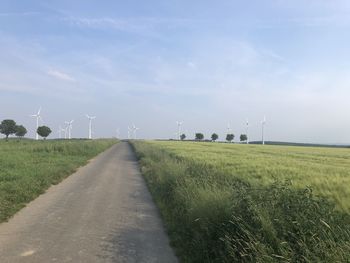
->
15, 125, 27, 138
240, 134, 248, 142
0, 119, 29, 140
37, 125, 52, 139
131, 141, 350, 262
211, 133, 219, 142
195, 133, 204, 141
0, 119, 18, 140
0, 139, 117, 222
226, 133, 235, 142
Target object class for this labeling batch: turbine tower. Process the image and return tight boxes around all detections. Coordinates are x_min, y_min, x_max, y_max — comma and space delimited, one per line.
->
132, 124, 140, 139
261, 116, 266, 145
65, 120, 74, 139
58, 125, 65, 139
86, 114, 96, 139
116, 128, 120, 139
246, 119, 249, 144
176, 121, 183, 140
64, 125, 68, 139
227, 122, 231, 134
30, 107, 42, 140
127, 126, 131, 139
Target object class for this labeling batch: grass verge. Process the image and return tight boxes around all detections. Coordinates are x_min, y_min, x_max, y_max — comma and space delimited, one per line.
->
0, 139, 117, 222
131, 140, 350, 262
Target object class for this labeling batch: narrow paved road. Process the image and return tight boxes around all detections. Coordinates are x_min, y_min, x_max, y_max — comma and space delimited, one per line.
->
0, 142, 178, 263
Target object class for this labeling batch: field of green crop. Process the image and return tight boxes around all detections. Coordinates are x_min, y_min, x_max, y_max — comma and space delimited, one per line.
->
0, 139, 117, 222
131, 140, 350, 262
148, 141, 350, 212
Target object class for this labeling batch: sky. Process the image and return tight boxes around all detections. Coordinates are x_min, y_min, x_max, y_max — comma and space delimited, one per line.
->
1, 0, 350, 143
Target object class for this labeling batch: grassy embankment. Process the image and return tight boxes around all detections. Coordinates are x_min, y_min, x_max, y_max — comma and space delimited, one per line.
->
131, 140, 350, 262
0, 139, 117, 222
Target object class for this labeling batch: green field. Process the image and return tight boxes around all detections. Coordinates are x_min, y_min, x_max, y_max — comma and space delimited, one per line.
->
147, 141, 350, 212
131, 140, 350, 262
0, 139, 117, 222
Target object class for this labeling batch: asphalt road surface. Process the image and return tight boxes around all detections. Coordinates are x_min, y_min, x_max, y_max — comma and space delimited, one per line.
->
0, 142, 178, 263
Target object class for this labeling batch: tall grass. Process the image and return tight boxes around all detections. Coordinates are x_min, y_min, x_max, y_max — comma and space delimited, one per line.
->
144, 141, 350, 212
131, 141, 350, 262
0, 139, 117, 222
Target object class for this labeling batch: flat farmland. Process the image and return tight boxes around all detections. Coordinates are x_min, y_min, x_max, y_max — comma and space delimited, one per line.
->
147, 141, 350, 212
0, 139, 117, 222
132, 140, 350, 262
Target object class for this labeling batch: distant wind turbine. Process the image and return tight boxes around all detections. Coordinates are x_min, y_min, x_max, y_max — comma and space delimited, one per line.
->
261, 116, 266, 145
127, 126, 132, 139
227, 122, 231, 134
132, 124, 139, 139
176, 121, 183, 140
86, 114, 96, 139
30, 107, 43, 140
116, 128, 120, 139
65, 120, 74, 139
58, 125, 65, 139
246, 119, 249, 144
64, 125, 68, 139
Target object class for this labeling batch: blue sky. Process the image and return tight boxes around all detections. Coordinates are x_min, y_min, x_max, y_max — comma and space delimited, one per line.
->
1, 0, 350, 143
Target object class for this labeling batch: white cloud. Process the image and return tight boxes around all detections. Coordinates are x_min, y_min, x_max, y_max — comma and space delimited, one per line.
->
62, 16, 193, 39
47, 70, 75, 82
0, 12, 39, 17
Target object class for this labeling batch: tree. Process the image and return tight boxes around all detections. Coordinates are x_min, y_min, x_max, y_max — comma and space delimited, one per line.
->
226, 133, 234, 143
195, 133, 204, 141
240, 134, 248, 142
180, 133, 186, 140
211, 133, 218, 142
37, 126, 52, 140
15, 125, 27, 139
0, 119, 17, 140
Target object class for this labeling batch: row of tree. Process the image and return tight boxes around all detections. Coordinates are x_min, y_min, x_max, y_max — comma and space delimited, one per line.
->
180, 133, 248, 142
0, 119, 52, 140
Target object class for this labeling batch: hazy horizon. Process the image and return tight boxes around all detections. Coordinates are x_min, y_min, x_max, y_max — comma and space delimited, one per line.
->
1, 1, 350, 144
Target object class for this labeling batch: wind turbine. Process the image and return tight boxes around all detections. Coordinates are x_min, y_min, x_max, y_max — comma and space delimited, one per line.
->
176, 121, 183, 140
64, 125, 68, 139
58, 125, 65, 139
246, 119, 249, 144
30, 107, 43, 140
127, 126, 132, 139
227, 122, 231, 134
65, 120, 74, 139
132, 124, 140, 139
86, 114, 96, 139
261, 116, 266, 145
116, 128, 120, 139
